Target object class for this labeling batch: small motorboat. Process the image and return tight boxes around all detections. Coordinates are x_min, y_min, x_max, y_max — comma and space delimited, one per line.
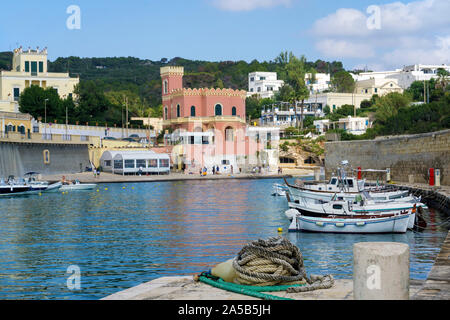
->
60, 179, 97, 191
0, 176, 58, 197
288, 212, 411, 234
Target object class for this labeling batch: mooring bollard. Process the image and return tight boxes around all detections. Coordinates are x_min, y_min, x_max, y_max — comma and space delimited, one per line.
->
353, 242, 409, 300
314, 169, 320, 181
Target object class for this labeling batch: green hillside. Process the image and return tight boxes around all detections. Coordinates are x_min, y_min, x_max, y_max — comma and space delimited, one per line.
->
46, 55, 344, 107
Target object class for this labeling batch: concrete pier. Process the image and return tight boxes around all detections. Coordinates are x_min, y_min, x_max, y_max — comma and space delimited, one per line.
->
102, 277, 424, 300
413, 231, 450, 300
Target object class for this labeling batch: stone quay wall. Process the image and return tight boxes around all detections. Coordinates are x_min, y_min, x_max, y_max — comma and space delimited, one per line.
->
324, 129, 450, 186
0, 141, 90, 177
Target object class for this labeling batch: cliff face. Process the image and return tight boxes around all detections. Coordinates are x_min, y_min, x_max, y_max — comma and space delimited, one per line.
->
279, 139, 325, 167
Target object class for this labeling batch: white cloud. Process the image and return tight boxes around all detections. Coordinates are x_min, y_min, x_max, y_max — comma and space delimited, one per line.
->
315, 39, 375, 59
212, 0, 292, 11
311, 8, 370, 37
309, 0, 450, 69
383, 35, 450, 67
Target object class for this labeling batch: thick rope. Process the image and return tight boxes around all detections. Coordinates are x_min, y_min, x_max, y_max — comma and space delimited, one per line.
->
232, 237, 334, 293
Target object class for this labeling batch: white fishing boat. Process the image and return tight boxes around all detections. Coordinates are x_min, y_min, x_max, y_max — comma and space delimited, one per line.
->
288, 212, 411, 234
59, 180, 97, 191
284, 177, 411, 203
285, 160, 416, 203
285, 192, 418, 229
271, 183, 287, 196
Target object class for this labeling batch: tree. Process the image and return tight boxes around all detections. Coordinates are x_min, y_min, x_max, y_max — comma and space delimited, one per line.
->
274, 84, 294, 102
374, 92, 411, 124
331, 70, 355, 93
73, 81, 112, 124
360, 99, 372, 109
19, 85, 64, 122
285, 54, 310, 129
435, 68, 450, 90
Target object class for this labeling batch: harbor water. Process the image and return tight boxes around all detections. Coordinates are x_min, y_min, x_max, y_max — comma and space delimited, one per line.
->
0, 178, 448, 300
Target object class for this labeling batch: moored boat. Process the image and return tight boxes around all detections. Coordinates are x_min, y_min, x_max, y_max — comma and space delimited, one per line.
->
0, 177, 55, 197
288, 212, 411, 233
60, 179, 97, 191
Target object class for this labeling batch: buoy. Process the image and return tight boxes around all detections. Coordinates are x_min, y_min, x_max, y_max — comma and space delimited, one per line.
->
105, 188, 108, 191
38, 193, 42, 196
278, 227, 283, 233
132, 187, 134, 190
122, 186, 126, 189
211, 259, 237, 283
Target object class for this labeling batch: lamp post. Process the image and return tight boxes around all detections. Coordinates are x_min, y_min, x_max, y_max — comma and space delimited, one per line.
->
44, 98, 49, 136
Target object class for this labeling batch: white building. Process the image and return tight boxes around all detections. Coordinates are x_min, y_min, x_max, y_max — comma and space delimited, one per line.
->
314, 116, 371, 136
248, 72, 284, 98
351, 64, 450, 90
260, 103, 323, 128
313, 119, 330, 135
306, 73, 331, 93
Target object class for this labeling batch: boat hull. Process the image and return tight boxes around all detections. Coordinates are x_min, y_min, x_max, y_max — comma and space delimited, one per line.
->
289, 213, 410, 234
59, 184, 97, 191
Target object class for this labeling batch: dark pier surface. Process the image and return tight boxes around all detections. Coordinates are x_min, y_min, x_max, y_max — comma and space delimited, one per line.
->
413, 231, 450, 300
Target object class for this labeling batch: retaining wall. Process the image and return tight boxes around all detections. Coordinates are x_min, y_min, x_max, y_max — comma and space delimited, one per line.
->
0, 142, 90, 177
324, 129, 450, 185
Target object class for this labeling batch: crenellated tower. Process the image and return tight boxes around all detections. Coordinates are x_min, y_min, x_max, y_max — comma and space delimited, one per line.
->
160, 66, 184, 98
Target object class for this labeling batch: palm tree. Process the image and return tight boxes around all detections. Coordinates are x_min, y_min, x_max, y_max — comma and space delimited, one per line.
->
285, 55, 310, 129
435, 68, 449, 90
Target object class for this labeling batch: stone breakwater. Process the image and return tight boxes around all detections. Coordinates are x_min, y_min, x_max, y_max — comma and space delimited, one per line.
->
324, 129, 450, 186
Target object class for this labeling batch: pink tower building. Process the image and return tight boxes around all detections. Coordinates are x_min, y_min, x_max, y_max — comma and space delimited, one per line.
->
160, 66, 266, 172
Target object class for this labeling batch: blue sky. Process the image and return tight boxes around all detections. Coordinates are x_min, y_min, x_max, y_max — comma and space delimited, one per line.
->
0, 0, 448, 70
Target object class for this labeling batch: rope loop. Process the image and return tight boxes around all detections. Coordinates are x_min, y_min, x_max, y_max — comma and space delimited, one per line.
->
232, 236, 334, 292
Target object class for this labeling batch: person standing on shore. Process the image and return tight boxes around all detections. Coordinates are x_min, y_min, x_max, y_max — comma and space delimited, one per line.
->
212, 166, 215, 175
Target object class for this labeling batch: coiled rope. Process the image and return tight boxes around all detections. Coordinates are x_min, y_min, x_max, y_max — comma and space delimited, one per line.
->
231, 237, 334, 293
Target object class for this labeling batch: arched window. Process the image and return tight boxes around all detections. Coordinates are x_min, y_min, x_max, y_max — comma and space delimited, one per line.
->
191, 106, 196, 117
225, 126, 234, 142
215, 104, 222, 116
18, 125, 26, 134
164, 107, 168, 120
163, 80, 168, 94
232, 106, 237, 116
176, 104, 180, 117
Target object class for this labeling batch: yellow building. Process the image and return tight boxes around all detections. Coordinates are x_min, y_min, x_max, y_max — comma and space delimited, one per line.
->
0, 111, 33, 135
354, 78, 403, 96
0, 47, 79, 113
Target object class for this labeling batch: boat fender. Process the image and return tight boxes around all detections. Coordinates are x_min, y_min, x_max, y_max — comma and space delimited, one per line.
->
285, 209, 298, 220
211, 258, 237, 283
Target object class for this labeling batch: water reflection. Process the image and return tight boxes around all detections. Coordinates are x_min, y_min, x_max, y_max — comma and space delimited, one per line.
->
0, 178, 448, 299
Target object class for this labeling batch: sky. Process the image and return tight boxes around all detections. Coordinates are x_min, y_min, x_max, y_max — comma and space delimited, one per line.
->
0, 0, 449, 71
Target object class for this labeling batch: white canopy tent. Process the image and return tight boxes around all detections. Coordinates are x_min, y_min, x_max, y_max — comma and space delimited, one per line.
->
100, 150, 170, 175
